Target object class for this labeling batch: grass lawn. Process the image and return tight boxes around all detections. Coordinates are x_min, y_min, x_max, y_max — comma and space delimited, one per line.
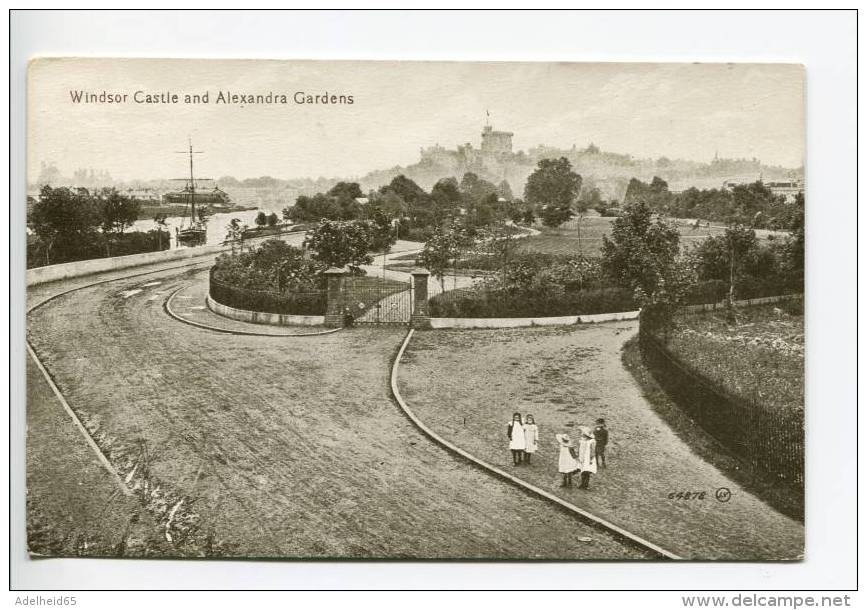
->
389, 217, 747, 261
517, 217, 735, 257
26, 266, 644, 559
397, 324, 803, 560
666, 303, 804, 413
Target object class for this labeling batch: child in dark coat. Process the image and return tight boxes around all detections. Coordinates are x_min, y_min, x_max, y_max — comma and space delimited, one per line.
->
593, 418, 609, 468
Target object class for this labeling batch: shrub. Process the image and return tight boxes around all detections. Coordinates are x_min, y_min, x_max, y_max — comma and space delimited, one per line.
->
209, 275, 327, 315
209, 239, 327, 315
429, 285, 635, 318
683, 279, 729, 305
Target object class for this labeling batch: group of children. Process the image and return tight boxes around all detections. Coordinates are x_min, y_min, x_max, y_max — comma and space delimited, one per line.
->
506, 412, 609, 490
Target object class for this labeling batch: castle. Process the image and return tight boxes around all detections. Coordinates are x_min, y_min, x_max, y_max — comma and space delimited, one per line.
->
419, 122, 518, 177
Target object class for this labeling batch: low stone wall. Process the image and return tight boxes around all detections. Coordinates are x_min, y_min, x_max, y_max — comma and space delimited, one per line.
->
206, 294, 324, 327
26, 230, 306, 287
428, 309, 640, 329
26, 243, 227, 286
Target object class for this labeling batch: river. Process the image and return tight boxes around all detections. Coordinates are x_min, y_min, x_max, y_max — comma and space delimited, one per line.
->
129, 209, 264, 249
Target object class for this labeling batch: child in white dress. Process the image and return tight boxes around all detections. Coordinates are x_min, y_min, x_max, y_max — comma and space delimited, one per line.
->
507, 412, 526, 466
556, 433, 579, 487
576, 427, 598, 490
523, 414, 539, 465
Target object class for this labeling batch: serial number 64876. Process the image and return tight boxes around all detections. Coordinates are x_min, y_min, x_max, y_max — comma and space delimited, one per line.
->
668, 491, 707, 500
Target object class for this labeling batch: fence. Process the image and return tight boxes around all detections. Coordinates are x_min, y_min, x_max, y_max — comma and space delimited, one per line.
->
208, 269, 327, 316
638, 307, 804, 500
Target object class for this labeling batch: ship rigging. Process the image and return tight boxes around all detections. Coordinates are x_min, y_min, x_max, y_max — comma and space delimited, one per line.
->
172, 139, 208, 247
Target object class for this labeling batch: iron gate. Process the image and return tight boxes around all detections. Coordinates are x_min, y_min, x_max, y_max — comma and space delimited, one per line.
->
342, 276, 413, 326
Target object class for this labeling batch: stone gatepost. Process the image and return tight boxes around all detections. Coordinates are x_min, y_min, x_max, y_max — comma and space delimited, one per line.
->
410, 269, 432, 329
323, 267, 347, 327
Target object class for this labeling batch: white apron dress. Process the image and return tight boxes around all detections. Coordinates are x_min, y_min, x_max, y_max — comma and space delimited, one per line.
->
508, 421, 526, 451
576, 438, 598, 474
524, 423, 539, 454
558, 444, 579, 473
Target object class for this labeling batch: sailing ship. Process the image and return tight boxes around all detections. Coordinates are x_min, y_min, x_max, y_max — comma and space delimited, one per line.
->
173, 140, 208, 247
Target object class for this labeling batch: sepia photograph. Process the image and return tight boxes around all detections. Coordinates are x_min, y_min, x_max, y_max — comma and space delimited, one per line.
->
23, 57, 808, 564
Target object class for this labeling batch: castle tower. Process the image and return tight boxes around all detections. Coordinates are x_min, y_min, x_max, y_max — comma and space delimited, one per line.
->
480, 124, 514, 156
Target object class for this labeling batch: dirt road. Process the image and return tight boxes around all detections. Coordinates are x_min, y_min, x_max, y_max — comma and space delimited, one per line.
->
26, 263, 648, 559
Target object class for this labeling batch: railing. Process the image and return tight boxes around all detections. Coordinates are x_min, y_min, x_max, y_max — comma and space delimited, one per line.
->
208, 268, 326, 316
638, 303, 804, 499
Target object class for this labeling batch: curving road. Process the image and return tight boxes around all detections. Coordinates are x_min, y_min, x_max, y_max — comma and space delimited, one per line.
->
26, 257, 650, 559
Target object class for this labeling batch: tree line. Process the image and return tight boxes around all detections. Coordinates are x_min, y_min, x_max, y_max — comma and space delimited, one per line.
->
27, 185, 173, 267
623, 176, 803, 231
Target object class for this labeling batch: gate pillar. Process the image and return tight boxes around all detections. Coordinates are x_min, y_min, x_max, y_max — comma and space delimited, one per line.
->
410, 269, 432, 329
324, 267, 347, 327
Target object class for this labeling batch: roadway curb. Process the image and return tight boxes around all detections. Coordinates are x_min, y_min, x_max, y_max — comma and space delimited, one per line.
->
389, 328, 682, 560
164, 286, 343, 337
26, 342, 133, 497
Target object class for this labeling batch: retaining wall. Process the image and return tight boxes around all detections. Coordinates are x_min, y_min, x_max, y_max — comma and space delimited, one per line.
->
26, 230, 305, 287
27, 243, 227, 286
206, 294, 325, 327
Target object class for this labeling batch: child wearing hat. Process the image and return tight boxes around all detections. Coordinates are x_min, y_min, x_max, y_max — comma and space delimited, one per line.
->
556, 433, 580, 487
576, 426, 598, 490
593, 418, 609, 468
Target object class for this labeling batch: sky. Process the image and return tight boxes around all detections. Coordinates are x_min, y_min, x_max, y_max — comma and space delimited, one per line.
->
28, 58, 805, 182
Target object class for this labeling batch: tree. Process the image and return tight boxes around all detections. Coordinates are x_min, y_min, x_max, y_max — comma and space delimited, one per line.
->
327, 182, 364, 219
730, 181, 781, 228
29, 185, 99, 265
303, 219, 374, 274
225, 218, 243, 254
467, 192, 500, 228
430, 177, 463, 220
524, 157, 582, 229
255, 211, 268, 227
417, 221, 472, 292
623, 176, 672, 213
459, 172, 498, 205
267, 212, 279, 227
97, 188, 140, 256
778, 192, 804, 286
497, 180, 514, 202
539, 204, 575, 229
601, 200, 681, 301
364, 209, 399, 278
379, 175, 430, 229
153, 213, 168, 250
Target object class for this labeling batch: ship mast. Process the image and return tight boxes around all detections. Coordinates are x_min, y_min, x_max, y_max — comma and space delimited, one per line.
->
188, 140, 196, 224
175, 138, 203, 227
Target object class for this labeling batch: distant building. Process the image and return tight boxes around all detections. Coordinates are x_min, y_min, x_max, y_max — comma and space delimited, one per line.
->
124, 187, 162, 203
721, 178, 803, 202
764, 180, 804, 201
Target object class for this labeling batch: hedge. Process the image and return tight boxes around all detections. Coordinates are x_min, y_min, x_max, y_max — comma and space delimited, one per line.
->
429, 285, 635, 318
